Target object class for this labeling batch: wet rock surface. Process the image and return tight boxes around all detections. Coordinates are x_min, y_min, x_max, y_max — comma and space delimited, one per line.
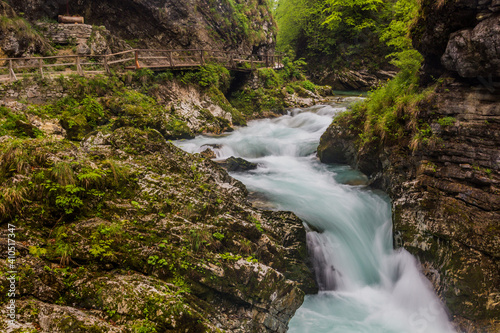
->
319, 3, 500, 330
316, 68, 397, 91
319, 84, 500, 332
0, 126, 316, 332
218, 156, 258, 172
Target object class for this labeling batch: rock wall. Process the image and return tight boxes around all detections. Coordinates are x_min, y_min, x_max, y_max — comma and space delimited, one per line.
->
318, 1, 500, 331
0, 77, 236, 138
0, 2, 53, 58
318, 83, 500, 332
412, 0, 500, 82
36, 23, 93, 45
10, 0, 277, 54
34, 23, 132, 56
313, 68, 397, 92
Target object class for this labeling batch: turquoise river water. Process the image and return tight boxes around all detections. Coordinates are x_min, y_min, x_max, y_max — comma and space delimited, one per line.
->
177, 100, 456, 333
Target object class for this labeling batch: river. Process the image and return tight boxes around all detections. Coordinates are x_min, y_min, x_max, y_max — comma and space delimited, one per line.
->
176, 100, 455, 333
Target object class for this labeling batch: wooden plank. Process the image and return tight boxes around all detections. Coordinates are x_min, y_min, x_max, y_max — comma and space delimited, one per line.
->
168, 51, 173, 67
80, 62, 104, 66
44, 63, 76, 68
138, 56, 172, 60
0, 48, 280, 83
76, 57, 84, 76
107, 50, 135, 56
107, 57, 135, 65
9, 65, 36, 69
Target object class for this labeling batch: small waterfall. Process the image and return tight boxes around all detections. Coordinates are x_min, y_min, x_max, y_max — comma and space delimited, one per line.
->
306, 231, 341, 290
176, 100, 455, 333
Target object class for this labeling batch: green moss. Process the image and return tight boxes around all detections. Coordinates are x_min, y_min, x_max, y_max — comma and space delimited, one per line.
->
437, 116, 456, 127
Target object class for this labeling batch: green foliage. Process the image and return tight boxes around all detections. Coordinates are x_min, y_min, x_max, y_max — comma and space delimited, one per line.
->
380, 0, 419, 55
249, 216, 264, 232
179, 64, 231, 92
198, 64, 231, 92
246, 255, 258, 263
323, 0, 384, 31
257, 68, 283, 88
29, 245, 47, 258
280, 57, 306, 81
329, 0, 428, 148
220, 252, 242, 261
275, 0, 392, 71
301, 80, 316, 92
334, 45, 427, 147
132, 320, 157, 333
0, 106, 43, 138
437, 117, 456, 127
275, 0, 422, 74
147, 255, 169, 268
212, 232, 225, 241
229, 57, 323, 117
89, 224, 121, 258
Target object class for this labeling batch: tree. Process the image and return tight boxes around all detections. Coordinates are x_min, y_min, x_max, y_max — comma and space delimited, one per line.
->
323, 0, 385, 31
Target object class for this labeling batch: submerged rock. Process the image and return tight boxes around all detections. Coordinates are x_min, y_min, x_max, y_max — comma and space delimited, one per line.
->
219, 156, 258, 172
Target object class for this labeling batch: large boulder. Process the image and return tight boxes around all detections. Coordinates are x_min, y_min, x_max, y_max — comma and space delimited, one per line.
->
441, 15, 500, 77
412, 0, 500, 81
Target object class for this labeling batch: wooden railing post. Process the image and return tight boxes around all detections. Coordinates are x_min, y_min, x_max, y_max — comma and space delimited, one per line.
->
265, 51, 269, 68
104, 55, 110, 74
9, 59, 17, 82
200, 50, 204, 66
39, 58, 44, 78
250, 55, 254, 70
134, 50, 140, 69
168, 51, 173, 67
76, 56, 84, 76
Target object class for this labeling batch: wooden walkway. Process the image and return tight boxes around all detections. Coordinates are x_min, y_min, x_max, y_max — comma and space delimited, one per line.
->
0, 49, 284, 83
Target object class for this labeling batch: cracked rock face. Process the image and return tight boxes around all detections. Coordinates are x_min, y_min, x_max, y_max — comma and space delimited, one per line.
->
412, 0, 500, 81
318, 84, 500, 332
442, 15, 500, 77
10, 0, 276, 54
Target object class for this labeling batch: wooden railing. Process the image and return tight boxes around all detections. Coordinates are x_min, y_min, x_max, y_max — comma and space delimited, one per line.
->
0, 49, 285, 83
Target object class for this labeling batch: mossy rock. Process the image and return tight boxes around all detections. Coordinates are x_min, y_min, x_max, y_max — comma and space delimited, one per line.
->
60, 112, 92, 141
108, 127, 166, 154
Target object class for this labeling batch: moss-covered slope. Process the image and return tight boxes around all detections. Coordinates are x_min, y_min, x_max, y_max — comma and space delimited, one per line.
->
0, 124, 317, 332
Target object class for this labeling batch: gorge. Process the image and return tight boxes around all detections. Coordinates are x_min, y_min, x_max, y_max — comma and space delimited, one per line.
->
0, 0, 498, 332
178, 101, 455, 333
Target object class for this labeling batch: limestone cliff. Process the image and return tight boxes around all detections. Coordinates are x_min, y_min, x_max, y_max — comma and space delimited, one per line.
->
8, 0, 276, 54
318, 1, 500, 331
